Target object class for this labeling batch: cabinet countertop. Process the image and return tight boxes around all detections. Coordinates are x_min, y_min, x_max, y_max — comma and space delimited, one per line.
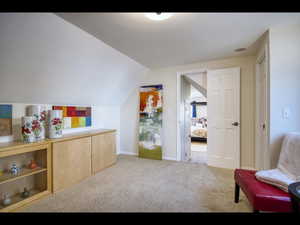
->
0, 129, 116, 152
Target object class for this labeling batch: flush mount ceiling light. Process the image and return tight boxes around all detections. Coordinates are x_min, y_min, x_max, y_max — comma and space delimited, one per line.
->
235, 48, 247, 52
145, 13, 173, 21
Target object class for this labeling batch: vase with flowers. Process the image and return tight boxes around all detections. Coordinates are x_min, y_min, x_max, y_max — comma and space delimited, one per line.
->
26, 105, 46, 141
48, 110, 63, 138
21, 116, 35, 143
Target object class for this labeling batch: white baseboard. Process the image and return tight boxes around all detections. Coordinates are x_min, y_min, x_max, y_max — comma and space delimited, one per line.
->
118, 151, 177, 161
163, 156, 177, 161
118, 151, 137, 156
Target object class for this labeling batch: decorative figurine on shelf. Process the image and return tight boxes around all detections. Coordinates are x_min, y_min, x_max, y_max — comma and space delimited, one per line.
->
10, 163, 20, 176
21, 187, 30, 198
2, 194, 11, 206
28, 159, 38, 169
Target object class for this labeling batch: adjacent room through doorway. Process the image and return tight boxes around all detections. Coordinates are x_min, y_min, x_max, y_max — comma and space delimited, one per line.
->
179, 71, 208, 164
190, 87, 208, 164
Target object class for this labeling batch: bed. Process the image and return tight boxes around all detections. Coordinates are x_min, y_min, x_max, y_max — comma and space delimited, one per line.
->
191, 117, 207, 142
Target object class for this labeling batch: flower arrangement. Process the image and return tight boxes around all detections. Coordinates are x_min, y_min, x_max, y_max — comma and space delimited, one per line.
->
51, 117, 62, 136
21, 117, 35, 143
40, 110, 46, 123
48, 110, 63, 138
31, 119, 42, 139
26, 106, 46, 141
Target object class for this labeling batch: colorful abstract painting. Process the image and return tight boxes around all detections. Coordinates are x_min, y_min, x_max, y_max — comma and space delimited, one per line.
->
52, 106, 92, 129
138, 85, 163, 160
0, 104, 12, 136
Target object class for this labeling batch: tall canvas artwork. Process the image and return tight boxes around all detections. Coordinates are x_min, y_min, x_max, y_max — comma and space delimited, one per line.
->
139, 85, 163, 160
0, 104, 12, 136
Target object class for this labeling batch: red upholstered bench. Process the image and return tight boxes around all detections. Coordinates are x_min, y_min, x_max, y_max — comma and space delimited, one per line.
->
234, 169, 293, 213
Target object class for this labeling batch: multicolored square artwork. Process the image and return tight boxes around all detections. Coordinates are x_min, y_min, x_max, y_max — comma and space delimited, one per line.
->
0, 104, 12, 136
52, 106, 92, 129
138, 85, 163, 160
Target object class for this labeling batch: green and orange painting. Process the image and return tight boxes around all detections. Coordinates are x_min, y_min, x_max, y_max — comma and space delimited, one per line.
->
138, 85, 163, 160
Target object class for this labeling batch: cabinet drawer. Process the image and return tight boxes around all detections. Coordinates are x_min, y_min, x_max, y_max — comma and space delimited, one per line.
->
92, 132, 116, 174
52, 137, 92, 192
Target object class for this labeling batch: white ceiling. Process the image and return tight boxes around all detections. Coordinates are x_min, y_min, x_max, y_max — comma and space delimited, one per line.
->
57, 13, 300, 69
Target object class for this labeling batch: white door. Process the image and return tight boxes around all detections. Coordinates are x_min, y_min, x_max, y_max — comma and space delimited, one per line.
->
183, 100, 192, 161
256, 56, 269, 170
207, 67, 240, 169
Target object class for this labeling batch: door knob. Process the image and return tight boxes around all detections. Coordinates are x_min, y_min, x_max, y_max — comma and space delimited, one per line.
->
232, 122, 239, 126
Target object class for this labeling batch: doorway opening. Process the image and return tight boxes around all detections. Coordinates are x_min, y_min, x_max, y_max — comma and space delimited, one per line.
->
177, 70, 208, 164
177, 67, 241, 169
190, 81, 208, 163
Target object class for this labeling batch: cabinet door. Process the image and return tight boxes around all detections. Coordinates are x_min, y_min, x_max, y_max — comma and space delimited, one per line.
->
52, 137, 92, 192
92, 132, 116, 174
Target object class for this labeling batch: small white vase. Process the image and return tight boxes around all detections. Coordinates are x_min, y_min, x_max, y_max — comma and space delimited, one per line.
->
21, 116, 35, 143
26, 105, 46, 141
2, 194, 11, 206
48, 110, 63, 139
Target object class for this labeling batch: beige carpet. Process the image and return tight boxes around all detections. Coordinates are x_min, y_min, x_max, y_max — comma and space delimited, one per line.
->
20, 155, 252, 212
191, 142, 207, 164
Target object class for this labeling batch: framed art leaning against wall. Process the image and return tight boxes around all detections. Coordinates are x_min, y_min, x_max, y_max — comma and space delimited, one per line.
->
0, 104, 12, 136
138, 85, 163, 160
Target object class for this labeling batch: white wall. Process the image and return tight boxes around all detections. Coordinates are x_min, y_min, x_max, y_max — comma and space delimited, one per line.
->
0, 13, 147, 106
268, 24, 300, 168
187, 73, 207, 90
0, 13, 148, 152
121, 55, 256, 167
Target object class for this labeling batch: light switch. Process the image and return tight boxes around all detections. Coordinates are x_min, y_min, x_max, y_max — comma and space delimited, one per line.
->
282, 107, 291, 119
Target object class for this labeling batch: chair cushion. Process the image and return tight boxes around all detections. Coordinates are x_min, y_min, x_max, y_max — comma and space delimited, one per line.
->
234, 169, 293, 212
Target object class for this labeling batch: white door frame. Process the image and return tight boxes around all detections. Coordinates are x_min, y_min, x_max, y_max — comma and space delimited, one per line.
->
176, 69, 207, 161
255, 44, 270, 170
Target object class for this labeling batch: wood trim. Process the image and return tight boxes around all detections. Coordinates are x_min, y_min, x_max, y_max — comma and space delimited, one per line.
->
0, 144, 49, 158
46, 143, 52, 193
0, 167, 47, 185
50, 129, 116, 144
0, 129, 116, 152
0, 190, 51, 213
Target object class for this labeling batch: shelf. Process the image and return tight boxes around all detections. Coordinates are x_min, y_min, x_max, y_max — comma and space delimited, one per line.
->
0, 167, 47, 185
0, 189, 50, 212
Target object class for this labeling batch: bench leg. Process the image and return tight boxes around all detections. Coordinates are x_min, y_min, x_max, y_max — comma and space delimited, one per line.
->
291, 197, 299, 213
235, 183, 240, 203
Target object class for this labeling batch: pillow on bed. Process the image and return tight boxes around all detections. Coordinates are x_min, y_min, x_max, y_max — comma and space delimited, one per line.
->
192, 129, 207, 138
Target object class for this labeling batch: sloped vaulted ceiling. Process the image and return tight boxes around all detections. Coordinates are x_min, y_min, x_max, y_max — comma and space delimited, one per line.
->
0, 13, 148, 106
57, 13, 300, 69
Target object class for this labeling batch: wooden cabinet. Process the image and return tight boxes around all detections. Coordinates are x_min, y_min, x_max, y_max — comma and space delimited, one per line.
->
52, 137, 92, 192
92, 132, 116, 174
0, 143, 52, 212
52, 130, 116, 193
0, 129, 116, 211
